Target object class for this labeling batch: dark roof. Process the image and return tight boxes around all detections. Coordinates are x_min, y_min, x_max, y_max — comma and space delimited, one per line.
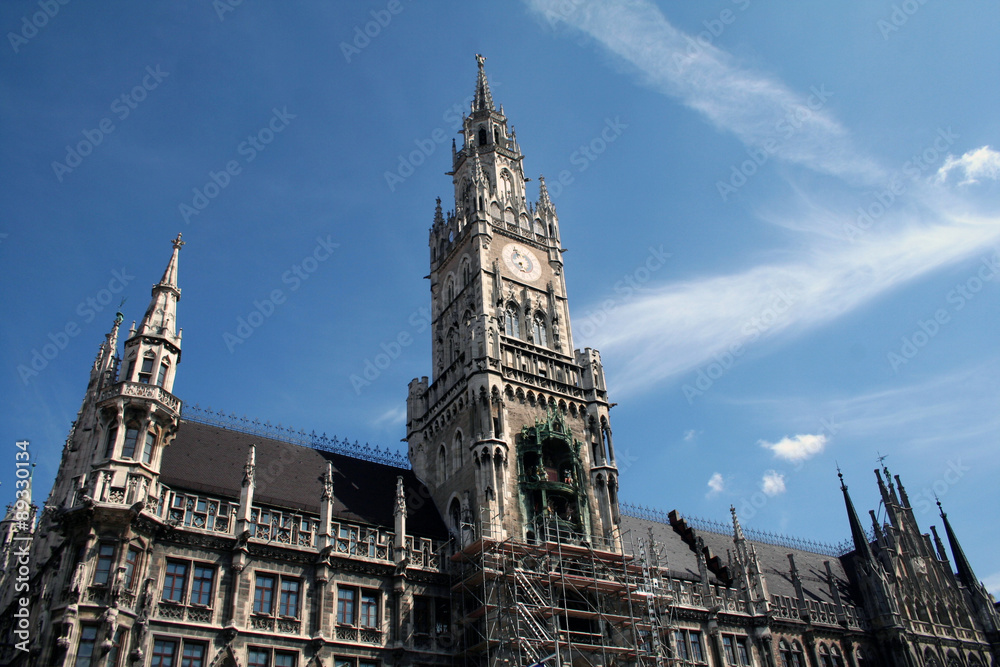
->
621, 513, 858, 608
160, 420, 448, 540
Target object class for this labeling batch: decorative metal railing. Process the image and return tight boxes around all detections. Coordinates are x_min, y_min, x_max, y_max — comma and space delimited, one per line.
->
619, 501, 843, 557
181, 403, 410, 468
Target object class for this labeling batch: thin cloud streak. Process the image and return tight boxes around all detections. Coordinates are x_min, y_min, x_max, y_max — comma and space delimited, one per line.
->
588, 213, 1000, 393
526, 0, 883, 182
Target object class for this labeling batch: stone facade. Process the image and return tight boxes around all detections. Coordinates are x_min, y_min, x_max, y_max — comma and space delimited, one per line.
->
0, 56, 997, 667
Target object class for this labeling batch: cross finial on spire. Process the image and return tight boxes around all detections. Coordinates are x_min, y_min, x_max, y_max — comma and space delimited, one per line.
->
172, 232, 185, 250
476, 53, 486, 68
472, 54, 495, 112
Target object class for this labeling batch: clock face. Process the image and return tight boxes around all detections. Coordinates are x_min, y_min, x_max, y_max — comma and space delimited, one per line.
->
502, 243, 542, 282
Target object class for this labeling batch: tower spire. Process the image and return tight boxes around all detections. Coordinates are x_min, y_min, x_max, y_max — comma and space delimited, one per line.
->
136, 233, 184, 343
937, 498, 978, 589
839, 469, 875, 563
473, 53, 495, 112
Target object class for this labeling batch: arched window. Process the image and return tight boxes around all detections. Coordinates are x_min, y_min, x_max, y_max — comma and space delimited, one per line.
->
438, 445, 447, 480
830, 645, 844, 667
462, 260, 471, 287
103, 424, 118, 458
446, 277, 455, 303
790, 641, 805, 667
819, 645, 832, 667
532, 313, 547, 347
494, 127, 500, 143
478, 126, 487, 146
779, 640, 792, 667
121, 423, 140, 459
504, 305, 520, 338
449, 498, 462, 537
856, 649, 867, 667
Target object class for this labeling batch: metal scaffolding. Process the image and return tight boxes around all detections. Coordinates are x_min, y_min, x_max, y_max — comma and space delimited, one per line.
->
450, 509, 680, 667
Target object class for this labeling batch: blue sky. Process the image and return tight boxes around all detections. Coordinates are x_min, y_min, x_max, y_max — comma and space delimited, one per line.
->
2, 2, 998, 591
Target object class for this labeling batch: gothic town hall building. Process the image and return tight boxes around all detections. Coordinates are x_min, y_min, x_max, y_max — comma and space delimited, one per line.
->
1, 57, 998, 667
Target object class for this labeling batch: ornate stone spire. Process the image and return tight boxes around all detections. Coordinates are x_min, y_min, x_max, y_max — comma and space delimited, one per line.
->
136, 233, 183, 342
840, 469, 875, 564
473, 53, 495, 112
537, 175, 554, 212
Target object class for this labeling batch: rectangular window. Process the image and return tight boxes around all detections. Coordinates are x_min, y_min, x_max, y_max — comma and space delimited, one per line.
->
434, 598, 450, 635
93, 543, 115, 585
254, 574, 276, 615
122, 426, 139, 459
104, 425, 118, 458
248, 648, 270, 667
723, 636, 736, 664
737, 640, 749, 666
274, 652, 297, 667
124, 547, 141, 590
139, 356, 154, 383
675, 631, 690, 660
360, 591, 378, 628
337, 587, 356, 625
125, 359, 136, 382
280, 579, 301, 618
181, 641, 206, 667
76, 625, 99, 667
162, 560, 189, 603
157, 361, 169, 386
142, 431, 156, 464
722, 635, 749, 665
413, 595, 431, 635
690, 631, 704, 662
107, 628, 128, 667
151, 638, 178, 667
191, 565, 215, 606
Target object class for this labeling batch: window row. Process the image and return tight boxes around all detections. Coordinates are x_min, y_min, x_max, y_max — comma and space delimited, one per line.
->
124, 349, 171, 386
504, 305, 549, 348
102, 422, 158, 464
92, 542, 143, 591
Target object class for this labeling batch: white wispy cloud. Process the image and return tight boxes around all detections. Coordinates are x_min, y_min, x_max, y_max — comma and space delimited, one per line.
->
761, 470, 786, 496
937, 146, 1000, 186
760, 433, 827, 463
707, 472, 725, 496
983, 571, 1000, 597
372, 405, 406, 428
527, 0, 882, 181
683, 429, 697, 442
525, 0, 1000, 394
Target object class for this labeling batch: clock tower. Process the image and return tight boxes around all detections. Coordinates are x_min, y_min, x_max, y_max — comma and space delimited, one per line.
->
406, 56, 621, 550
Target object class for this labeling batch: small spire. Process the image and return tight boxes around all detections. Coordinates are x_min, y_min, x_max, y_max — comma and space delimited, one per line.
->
473, 54, 495, 112
321, 461, 334, 502
538, 175, 554, 211
893, 474, 911, 508
433, 197, 444, 226
472, 147, 484, 183
937, 498, 979, 589
839, 470, 876, 563
730, 505, 746, 544
135, 234, 184, 342
930, 525, 950, 565
394, 476, 406, 517
243, 444, 256, 488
